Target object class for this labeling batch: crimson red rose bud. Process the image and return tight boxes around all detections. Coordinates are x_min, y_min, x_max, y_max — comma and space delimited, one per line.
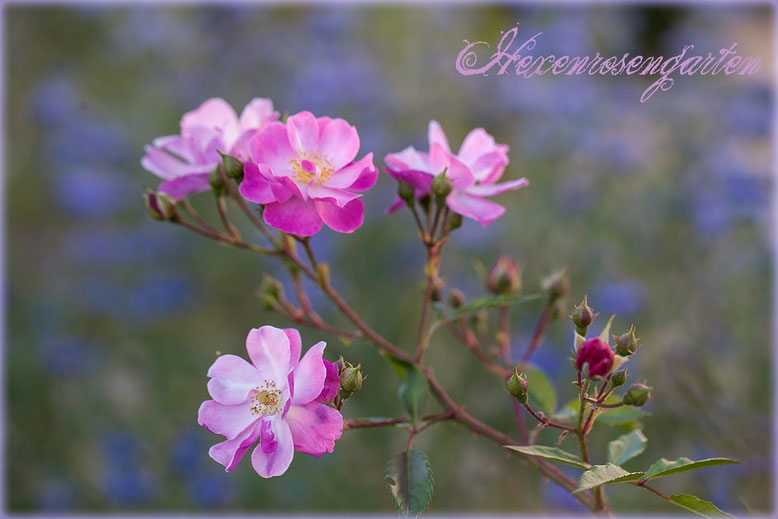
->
576, 337, 615, 378
487, 255, 522, 295
615, 325, 639, 356
623, 383, 652, 407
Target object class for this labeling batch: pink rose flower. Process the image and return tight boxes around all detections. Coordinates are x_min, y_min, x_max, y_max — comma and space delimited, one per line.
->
198, 326, 343, 478
239, 111, 378, 236
141, 98, 279, 200
385, 121, 528, 226
575, 337, 615, 377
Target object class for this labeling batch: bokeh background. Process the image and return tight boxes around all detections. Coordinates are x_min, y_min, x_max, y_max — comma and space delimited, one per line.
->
5, 3, 774, 515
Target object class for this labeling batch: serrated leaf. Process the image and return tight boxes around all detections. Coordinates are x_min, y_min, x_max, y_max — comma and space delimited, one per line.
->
644, 457, 740, 480
598, 315, 615, 342
525, 367, 557, 415
607, 430, 648, 465
505, 445, 591, 469
574, 463, 644, 493
428, 294, 541, 334
668, 494, 735, 518
386, 450, 433, 517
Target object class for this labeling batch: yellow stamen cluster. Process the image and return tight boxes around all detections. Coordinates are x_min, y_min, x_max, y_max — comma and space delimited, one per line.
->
250, 380, 283, 416
289, 151, 334, 184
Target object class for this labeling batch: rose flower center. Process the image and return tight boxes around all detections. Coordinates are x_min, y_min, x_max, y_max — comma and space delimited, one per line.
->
290, 151, 334, 185
249, 381, 283, 416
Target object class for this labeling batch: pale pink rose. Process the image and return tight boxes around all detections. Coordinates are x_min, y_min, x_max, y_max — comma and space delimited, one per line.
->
385, 121, 528, 226
239, 111, 377, 236
198, 326, 343, 478
141, 98, 278, 200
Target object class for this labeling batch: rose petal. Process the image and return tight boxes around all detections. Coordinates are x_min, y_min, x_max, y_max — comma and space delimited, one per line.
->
314, 198, 364, 234
198, 400, 257, 440
251, 416, 294, 477
307, 185, 361, 208
285, 402, 343, 457
181, 98, 240, 147
291, 341, 327, 406
249, 122, 296, 176
323, 153, 375, 190
285, 328, 302, 370
465, 178, 528, 197
206, 354, 264, 405
263, 197, 323, 237
239, 162, 279, 204
208, 421, 261, 472
158, 173, 212, 200
446, 190, 506, 227
245, 326, 291, 385
428, 120, 451, 154
315, 360, 339, 403
286, 111, 320, 154
319, 118, 359, 170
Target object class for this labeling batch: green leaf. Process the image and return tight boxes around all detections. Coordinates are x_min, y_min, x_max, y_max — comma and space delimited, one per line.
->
525, 367, 557, 415
598, 315, 616, 342
607, 430, 648, 465
644, 457, 740, 480
382, 354, 428, 426
574, 463, 644, 493
505, 445, 591, 469
668, 494, 735, 518
385, 450, 433, 517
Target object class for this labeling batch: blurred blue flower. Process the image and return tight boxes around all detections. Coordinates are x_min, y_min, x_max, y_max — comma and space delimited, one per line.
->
44, 119, 128, 165
127, 274, 196, 324
31, 76, 81, 126
37, 476, 75, 511
65, 224, 191, 267
170, 429, 205, 475
591, 280, 645, 317
100, 433, 156, 506
37, 335, 100, 375
55, 167, 133, 218
189, 470, 233, 508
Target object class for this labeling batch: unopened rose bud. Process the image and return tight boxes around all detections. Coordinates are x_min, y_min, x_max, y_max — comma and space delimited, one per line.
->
398, 180, 415, 205
208, 166, 226, 196
610, 369, 627, 387
505, 368, 528, 403
430, 172, 453, 201
258, 275, 284, 310
430, 277, 444, 302
623, 383, 652, 407
615, 325, 639, 356
144, 190, 177, 221
448, 289, 466, 308
570, 296, 597, 335
218, 151, 244, 180
575, 337, 615, 378
486, 256, 522, 295
448, 212, 463, 231
542, 269, 569, 303
339, 363, 363, 398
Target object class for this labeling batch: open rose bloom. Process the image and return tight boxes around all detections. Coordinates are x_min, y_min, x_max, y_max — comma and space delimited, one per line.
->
141, 98, 278, 200
385, 121, 529, 226
239, 111, 378, 236
198, 326, 342, 477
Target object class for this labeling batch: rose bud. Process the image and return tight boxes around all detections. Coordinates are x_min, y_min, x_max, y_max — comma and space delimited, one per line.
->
487, 255, 522, 295
505, 368, 528, 403
339, 363, 363, 398
610, 368, 627, 387
218, 151, 244, 180
623, 383, 652, 407
448, 212, 463, 231
448, 289, 466, 308
397, 180, 415, 205
144, 190, 177, 221
615, 325, 639, 356
430, 171, 453, 201
576, 337, 615, 378
542, 269, 569, 303
570, 296, 597, 335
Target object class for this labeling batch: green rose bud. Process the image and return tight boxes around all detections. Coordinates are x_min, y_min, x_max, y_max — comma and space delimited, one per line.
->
570, 295, 597, 335
542, 269, 569, 304
505, 368, 529, 404
448, 289, 466, 308
208, 166, 225, 196
398, 180, 415, 205
339, 363, 363, 398
448, 212, 463, 231
486, 255, 522, 295
430, 172, 453, 202
623, 383, 652, 407
615, 325, 639, 356
610, 369, 627, 388
144, 190, 177, 221
217, 151, 244, 180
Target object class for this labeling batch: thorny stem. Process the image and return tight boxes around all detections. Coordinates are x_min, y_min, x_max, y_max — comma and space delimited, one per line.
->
522, 402, 577, 432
